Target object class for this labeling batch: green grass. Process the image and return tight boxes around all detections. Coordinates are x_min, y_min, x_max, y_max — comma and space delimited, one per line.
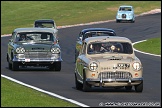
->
1, 77, 78, 107
133, 37, 161, 55
1, 1, 161, 35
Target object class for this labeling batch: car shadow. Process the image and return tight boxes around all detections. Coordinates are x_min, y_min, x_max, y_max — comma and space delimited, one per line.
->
5, 66, 60, 72
72, 86, 136, 93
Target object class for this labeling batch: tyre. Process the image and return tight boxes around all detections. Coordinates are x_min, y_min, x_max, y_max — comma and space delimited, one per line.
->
125, 86, 132, 90
54, 62, 61, 71
83, 72, 91, 92
8, 62, 12, 70
75, 73, 83, 90
135, 81, 143, 92
116, 20, 119, 23
7, 54, 12, 70
12, 62, 19, 71
49, 64, 55, 71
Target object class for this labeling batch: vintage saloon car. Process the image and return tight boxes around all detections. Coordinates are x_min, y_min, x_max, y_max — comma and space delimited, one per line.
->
75, 36, 143, 92
7, 28, 62, 71
75, 28, 116, 62
34, 19, 58, 38
116, 5, 135, 23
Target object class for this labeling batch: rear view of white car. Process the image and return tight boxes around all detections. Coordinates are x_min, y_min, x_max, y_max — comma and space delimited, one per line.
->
116, 5, 135, 23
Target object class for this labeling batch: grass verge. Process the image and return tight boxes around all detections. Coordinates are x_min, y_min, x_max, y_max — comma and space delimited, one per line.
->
133, 37, 161, 55
1, 1, 161, 35
1, 77, 78, 107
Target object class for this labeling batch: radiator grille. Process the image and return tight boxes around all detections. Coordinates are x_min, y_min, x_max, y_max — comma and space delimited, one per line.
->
25, 52, 50, 58
122, 14, 126, 18
98, 72, 132, 79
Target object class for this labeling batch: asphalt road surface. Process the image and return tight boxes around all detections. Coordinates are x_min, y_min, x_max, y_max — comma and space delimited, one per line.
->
1, 13, 161, 107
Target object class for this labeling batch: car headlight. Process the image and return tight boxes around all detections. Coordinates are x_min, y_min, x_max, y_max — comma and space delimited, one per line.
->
132, 62, 141, 71
128, 13, 132, 16
117, 13, 120, 17
51, 47, 60, 54
16, 47, 25, 53
89, 62, 98, 71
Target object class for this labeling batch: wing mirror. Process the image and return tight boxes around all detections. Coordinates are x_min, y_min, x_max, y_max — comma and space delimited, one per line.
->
77, 37, 82, 41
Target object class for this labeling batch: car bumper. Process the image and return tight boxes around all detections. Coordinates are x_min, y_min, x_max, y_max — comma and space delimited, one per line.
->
86, 77, 143, 87
12, 55, 63, 62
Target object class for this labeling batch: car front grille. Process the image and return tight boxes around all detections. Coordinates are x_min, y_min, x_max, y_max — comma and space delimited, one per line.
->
25, 52, 51, 58
98, 72, 132, 79
122, 14, 126, 18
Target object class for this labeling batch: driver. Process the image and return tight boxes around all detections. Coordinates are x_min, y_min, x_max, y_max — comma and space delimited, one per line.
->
19, 34, 26, 41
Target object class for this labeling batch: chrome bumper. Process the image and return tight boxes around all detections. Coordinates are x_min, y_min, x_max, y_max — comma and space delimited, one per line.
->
86, 78, 143, 82
12, 55, 63, 62
86, 77, 143, 87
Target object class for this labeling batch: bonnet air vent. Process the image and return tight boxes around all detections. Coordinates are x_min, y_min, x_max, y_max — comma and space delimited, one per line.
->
109, 58, 121, 60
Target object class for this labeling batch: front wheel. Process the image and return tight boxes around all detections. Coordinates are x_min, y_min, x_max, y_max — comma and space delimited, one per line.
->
135, 81, 143, 92
8, 62, 12, 70
75, 73, 83, 90
83, 72, 91, 92
54, 62, 61, 71
12, 62, 19, 71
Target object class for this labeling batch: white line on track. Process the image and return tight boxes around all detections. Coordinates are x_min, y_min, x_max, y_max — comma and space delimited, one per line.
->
1, 74, 90, 107
1, 9, 161, 107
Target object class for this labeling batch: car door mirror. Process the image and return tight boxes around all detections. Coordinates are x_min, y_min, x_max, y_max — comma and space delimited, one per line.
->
78, 37, 82, 41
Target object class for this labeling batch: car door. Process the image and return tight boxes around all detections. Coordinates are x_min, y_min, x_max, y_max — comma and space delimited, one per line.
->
76, 32, 83, 56
76, 42, 87, 80
8, 32, 16, 60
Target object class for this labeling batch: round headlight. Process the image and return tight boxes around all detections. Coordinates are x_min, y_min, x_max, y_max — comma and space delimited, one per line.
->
132, 62, 141, 71
51, 47, 60, 54
16, 47, 25, 53
89, 62, 98, 71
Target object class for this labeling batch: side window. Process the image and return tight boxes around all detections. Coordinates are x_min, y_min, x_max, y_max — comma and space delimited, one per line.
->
81, 42, 87, 54
11, 32, 16, 40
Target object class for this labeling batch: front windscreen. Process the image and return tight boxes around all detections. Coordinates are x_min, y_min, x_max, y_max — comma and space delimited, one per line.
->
87, 42, 133, 54
35, 22, 54, 28
15, 32, 54, 42
119, 7, 132, 11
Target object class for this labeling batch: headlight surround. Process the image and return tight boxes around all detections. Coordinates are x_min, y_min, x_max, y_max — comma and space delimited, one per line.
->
16, 47, 25, 54
89, 62, 98, 71
51, 47, 60, 54
132, 62, 141, 71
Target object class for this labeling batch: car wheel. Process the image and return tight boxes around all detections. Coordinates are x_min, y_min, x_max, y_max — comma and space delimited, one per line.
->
12, 62, 19, 71
83, 71, 91, 92
8, 62, 12, 70
75, 73, 83, 90
135, 81, 143, 92
125, 86, 132, 90
116, 20, 120, 23
131, 20, 135, 23
7, 54, 12, 69
54, 62, 61, 71
48, 64, 55, 71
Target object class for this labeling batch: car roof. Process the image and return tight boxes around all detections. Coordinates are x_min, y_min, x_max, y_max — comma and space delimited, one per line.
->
34, 19, 54, 23
13, 27, 55, 33
85, 36, 132, 43
81, 28, 115, 33
119, 5, 133, 8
